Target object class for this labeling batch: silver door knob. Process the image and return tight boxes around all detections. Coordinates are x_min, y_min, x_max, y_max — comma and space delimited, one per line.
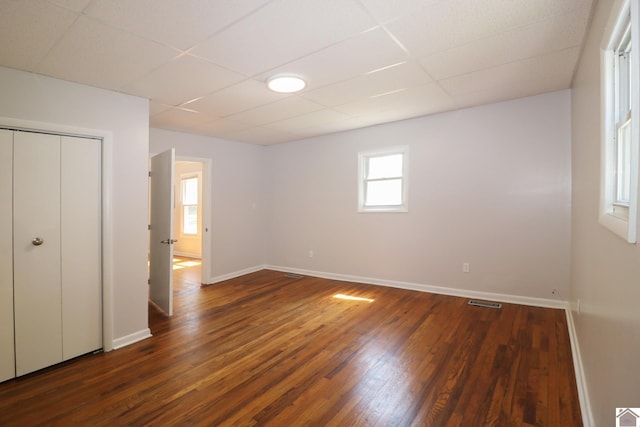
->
160, 239, 178, 244
32, 237, 44, 246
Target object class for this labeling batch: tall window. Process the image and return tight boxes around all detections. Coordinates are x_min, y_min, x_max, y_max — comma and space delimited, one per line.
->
615, 22, 632, 207
358, 147, 408, 212
181, 176, 198, 235
600, 0, 639, 243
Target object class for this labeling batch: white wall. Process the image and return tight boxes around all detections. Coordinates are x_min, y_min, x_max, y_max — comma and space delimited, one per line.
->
150, 128, 267, 282
266, 91, 572, 301
571, 0, 640, 424
0, 66, 150, 347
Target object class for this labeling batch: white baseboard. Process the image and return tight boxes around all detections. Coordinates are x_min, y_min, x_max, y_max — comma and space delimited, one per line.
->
565, 307, 594, 427
112, 328, 152, 350
264, 265, 567, 309
207, 265, 267, 285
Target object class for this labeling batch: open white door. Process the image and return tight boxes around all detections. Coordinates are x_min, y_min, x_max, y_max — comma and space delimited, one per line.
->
149, 148, 175, 316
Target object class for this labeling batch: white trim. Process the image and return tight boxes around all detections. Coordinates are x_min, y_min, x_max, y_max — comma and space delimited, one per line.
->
358, 146, 409, 213
172, 155, 212, 286
599, 0, 639, 243
112, 328, 152, 350
565, 308, 594, 427
0, 116, 115, 352
101, 133, 115, 352
264, 265, 567, 309
207, 265, 266, 285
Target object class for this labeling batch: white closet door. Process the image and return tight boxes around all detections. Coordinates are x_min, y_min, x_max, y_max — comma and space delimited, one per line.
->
13, 131, 63, 376
61, 136, 102, 360
0, 130, 15, 382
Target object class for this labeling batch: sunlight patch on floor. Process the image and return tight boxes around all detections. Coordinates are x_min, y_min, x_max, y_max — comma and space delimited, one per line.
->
173, 259, 202, 270
333, 293, 374, 303
178, 260, 201, 267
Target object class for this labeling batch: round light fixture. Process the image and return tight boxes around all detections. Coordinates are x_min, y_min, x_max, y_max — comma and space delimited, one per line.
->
266, 75, 306, 93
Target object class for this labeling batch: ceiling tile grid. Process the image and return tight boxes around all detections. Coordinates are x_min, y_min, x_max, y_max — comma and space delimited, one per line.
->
0, 1, 78, 71
0, 0, 594, 145
36, 15, 180, 90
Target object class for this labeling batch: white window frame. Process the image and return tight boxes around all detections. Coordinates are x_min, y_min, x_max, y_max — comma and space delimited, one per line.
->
358, 146, 409, 213
600, 0, 639, 243
179, 174, 199, 237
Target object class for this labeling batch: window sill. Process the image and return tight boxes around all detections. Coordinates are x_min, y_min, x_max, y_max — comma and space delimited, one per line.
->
358, 205, 408, 213
599, 210, 635, 242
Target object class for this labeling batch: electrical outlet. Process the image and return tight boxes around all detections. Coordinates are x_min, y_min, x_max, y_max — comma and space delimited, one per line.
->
308, 250, 314, 258
577, 299, 581, 314
552, 288, 557, 295
462, 263, 470, 273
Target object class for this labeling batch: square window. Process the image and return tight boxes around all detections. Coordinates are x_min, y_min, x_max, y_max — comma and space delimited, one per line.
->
358, 147, 408, 212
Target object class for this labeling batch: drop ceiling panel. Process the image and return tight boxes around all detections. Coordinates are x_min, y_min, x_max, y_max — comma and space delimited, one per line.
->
150, 101, 172, 117
37, 16, 178, 90
419, 9, 590, 80
84, 0, 271, 50
186, 79, 284, 117
302, 61, 432, 107
190, 0, 378, 76
0, 1, 77, 70
257, 27, 408, 91
227, 96, 325, 126
334, 83, 455, 118
440, 47, 581, 102
387, 0, 590, 58
265, 108, 352, 133
191, 118, 255, 137
300, 116, 374, 136
358, 0, 445, 24
47, 0, 91, 12
123, 55, 246, 106
150, 107, 217, 130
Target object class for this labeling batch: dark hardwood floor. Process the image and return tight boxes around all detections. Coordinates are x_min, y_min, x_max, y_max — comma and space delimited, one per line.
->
0, 264, 582, 426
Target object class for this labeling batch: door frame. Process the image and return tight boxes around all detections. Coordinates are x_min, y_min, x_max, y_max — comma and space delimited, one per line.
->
0, 117, 115, 351
176, 156, 212, 282
148, 154, 212, 287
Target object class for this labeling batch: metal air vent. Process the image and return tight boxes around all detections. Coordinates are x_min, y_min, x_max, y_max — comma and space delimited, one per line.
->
468, 300, 502, 309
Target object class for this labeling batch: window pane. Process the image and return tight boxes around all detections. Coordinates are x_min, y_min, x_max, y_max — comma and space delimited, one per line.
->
365, 179, 402, 206
183, 205, 197, 234
181, 177, 198, 205
616, 24, 632, 119
367, 154, 403, 179
616, 118, 632, 204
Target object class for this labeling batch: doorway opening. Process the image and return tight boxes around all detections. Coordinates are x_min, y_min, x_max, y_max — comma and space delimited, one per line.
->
148, 153, 211, 317
174, 161, 203, 260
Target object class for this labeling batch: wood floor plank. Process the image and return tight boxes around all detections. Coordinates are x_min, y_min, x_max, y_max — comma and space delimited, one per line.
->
0, 269, 583, 426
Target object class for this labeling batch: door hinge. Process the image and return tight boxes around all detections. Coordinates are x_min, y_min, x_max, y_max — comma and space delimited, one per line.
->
148, 279, 151, 285
148, 224, 151, 230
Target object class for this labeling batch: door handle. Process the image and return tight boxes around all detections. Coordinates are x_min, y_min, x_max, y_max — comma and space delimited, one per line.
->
32, 237, 44, 246
160, 239, 178, 244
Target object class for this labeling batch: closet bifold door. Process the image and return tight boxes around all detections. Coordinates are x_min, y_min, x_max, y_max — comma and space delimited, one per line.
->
0, 130, 15, 382
13, 131, 63, 376
61, 136, 102, 360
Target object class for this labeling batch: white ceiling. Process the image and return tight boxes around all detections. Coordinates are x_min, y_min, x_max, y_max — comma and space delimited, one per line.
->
0, 0, 594, 145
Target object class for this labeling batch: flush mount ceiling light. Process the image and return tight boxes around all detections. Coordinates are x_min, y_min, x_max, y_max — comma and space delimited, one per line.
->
266, 75, 306, 93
